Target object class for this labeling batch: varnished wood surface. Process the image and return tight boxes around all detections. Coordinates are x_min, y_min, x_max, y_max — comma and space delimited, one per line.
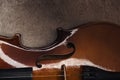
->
0, 22, 120, 71
0, 0, 120, 48
0, 1, 120, 79
32, 66, 81, 80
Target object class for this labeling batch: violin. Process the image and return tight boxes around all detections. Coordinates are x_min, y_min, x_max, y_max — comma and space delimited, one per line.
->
0, 22, 120, 80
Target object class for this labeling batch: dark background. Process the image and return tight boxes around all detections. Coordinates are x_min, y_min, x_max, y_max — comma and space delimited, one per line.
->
0, 0, 120, 47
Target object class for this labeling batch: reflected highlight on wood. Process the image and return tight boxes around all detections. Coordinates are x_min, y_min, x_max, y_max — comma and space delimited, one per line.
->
32, 65, 81, 80
0, 22, 119, 72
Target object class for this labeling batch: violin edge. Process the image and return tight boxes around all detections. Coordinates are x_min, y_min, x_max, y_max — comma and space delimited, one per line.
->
0, 21, 120, 51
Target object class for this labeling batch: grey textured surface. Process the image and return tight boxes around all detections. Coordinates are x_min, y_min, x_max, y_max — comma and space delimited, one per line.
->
0, 0, 120, 47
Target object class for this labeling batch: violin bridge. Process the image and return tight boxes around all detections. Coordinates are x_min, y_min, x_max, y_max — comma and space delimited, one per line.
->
61, 64, 67, 80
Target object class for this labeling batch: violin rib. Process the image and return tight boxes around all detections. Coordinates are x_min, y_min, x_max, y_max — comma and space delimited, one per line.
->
0, 27, 73, 51
0, 22, 120, 72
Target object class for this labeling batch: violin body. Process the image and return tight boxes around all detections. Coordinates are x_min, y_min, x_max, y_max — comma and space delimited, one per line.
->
0, 22, 120, 80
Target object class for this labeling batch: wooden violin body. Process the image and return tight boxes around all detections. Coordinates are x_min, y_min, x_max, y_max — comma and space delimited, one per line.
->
0, 22, 120, 75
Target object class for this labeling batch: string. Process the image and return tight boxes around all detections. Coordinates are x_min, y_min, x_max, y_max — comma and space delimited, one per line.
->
0, 74, 85, 79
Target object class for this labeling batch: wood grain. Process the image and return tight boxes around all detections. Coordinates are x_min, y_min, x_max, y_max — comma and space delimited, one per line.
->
0, 0, 120, 47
